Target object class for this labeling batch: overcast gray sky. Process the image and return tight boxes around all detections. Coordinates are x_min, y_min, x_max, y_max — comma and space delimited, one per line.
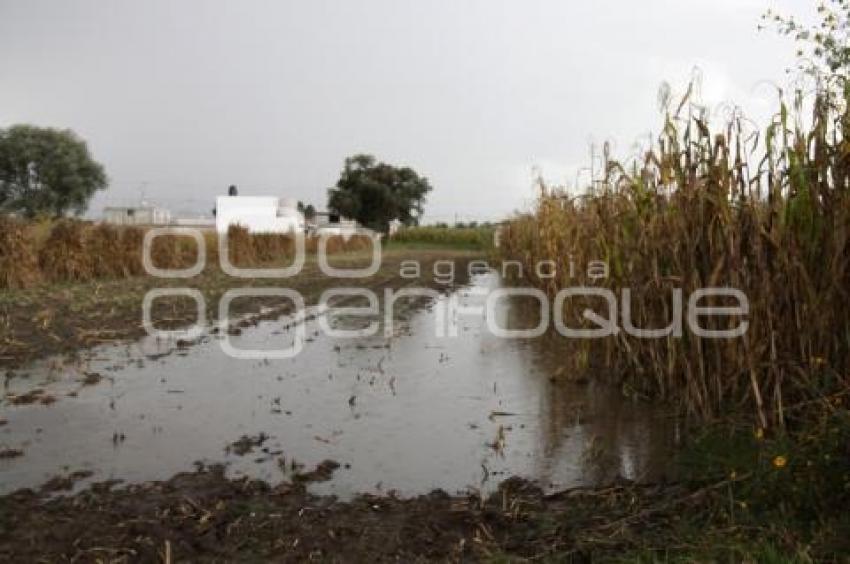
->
0, 0, 812, 223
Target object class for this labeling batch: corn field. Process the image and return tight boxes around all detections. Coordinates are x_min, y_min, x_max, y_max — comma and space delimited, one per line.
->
499, 82, 850, 427
390, 225, 495, 249
0, 219, 372, 289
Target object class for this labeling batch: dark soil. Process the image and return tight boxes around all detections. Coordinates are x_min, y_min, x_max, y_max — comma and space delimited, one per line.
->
0, 462, 706, 563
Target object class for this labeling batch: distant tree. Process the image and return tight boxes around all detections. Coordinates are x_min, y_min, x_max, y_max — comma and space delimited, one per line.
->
228, 184, 238, 196
0, 125, 107, 218
327, 154, 432, 233
297, 201, 317, 219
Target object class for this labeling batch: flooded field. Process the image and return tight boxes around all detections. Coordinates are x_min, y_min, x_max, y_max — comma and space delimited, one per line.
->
0, 273, 674, 498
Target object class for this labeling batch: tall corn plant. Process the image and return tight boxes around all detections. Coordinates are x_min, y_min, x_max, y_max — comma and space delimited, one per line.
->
500, 72, 850, 426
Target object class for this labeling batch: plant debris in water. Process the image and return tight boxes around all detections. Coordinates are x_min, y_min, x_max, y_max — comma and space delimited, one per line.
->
226, 433, 270, 456
6, 389, 55, 405
292, 459, 340, 483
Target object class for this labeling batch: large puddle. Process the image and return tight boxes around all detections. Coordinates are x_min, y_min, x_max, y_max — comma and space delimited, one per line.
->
0, 273, 675, 498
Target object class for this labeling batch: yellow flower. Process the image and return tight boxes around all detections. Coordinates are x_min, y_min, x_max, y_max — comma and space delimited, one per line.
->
811, 356, 826, 366
754, 428, 764, 441
773, 455, 788, 469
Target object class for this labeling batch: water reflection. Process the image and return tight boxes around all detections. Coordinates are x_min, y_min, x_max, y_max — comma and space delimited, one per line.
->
474, 278, 674, 490
0, 272, 674, 498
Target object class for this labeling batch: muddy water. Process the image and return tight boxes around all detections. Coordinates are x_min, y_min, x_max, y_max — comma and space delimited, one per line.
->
0, 273, 674, 498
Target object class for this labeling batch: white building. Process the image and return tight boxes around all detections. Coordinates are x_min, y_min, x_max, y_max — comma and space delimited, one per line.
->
309, 211, 361, 239
103, 205, 171, 226
215, 195, 304, 234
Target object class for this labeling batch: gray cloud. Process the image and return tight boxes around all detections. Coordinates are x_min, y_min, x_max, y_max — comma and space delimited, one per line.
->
0, 0, 811, 223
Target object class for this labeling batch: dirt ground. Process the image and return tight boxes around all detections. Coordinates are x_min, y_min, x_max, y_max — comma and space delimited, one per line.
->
0, 248, 479, 369
0, 461, 717, 563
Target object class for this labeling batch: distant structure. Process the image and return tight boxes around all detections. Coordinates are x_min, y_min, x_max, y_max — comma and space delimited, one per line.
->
102, 186, 368, 236
308, 211, 359, 238
215, 191, 304, 234
103, 205, 171, 226
173, 216, 215, 228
